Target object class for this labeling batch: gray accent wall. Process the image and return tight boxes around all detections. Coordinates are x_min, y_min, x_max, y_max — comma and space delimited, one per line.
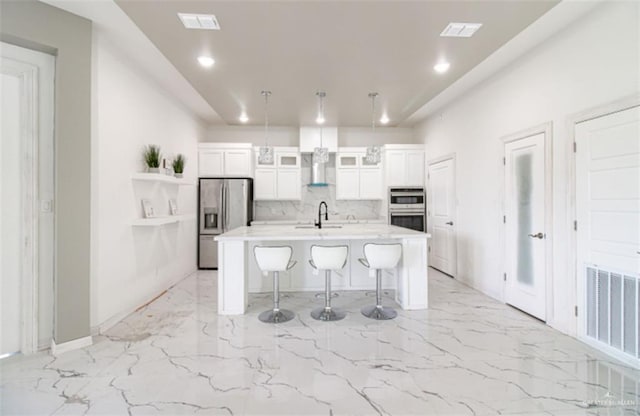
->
1, 0, 92, 344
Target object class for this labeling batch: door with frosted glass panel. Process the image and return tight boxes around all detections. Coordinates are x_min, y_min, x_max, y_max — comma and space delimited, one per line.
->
504, 133, 547, 321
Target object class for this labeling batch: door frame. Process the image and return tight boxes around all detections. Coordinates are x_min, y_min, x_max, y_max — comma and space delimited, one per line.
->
1, 43, 55, 354
567, 94, 640, 339
2, 53, 38, 354
500, 122, 554, 322
426, 153, 457, 277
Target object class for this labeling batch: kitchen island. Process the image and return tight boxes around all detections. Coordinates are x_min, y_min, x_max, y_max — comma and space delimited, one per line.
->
215, 224, 431, 315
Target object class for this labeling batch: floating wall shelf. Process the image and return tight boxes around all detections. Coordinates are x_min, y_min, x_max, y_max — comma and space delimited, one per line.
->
131, 173, 194, 186
131, 214, 195, 227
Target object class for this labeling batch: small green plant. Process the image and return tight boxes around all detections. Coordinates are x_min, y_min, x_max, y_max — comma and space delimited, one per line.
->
144, 145, 161, 168
172, 154, 186, 174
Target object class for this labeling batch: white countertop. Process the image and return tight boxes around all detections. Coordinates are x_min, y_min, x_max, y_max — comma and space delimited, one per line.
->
215, 224, 430, 241
251, 218, 387, 226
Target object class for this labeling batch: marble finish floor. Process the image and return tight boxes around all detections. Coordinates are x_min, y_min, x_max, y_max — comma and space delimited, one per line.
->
1, 269, 639, 415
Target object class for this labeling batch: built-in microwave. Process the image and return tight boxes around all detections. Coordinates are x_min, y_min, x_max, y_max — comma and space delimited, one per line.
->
389, 187, 425, 210
388, 187, 426, 232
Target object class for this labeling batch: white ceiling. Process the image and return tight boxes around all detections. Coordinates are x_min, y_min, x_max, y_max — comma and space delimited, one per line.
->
114, 0, 559, 127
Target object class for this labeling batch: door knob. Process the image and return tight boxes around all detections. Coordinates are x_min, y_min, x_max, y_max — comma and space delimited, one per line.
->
445, 221, 454, 226
528, 232, 544, 239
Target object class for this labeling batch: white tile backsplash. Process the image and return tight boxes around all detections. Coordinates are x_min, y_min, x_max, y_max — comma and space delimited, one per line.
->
254, 154, 384, 221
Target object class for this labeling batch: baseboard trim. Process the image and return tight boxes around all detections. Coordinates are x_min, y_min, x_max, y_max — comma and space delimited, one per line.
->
91, 269, 198, 336
51, 335, 93, 356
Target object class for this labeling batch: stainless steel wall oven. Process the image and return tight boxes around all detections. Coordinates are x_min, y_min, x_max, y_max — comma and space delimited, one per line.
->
388, 187, 426, 232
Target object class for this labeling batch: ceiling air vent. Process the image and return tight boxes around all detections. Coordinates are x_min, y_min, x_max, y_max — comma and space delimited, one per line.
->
440, 22, 482, 38
178, 13, 221, 30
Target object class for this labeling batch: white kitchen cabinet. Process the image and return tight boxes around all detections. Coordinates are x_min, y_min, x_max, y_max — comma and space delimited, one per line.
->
299, 127, 338, 153
254, 168, 277, 200
336, 169, 360, 200
337, 153, 359, 168
406, 151, 426, 186
359, 168, 383, 199
224, 149, 252, 176
198, 143, 253, 177
277, 152, 301, 168
385, 151, 406, 185
198, 150, 224, 177
336, 148, 383, 200
383, 145, 425, 187
253, 147, 301, 201
276, 169, 301, 200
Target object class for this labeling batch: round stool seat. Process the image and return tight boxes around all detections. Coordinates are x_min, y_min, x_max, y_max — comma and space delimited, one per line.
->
310, 245, 349, 270
359, 243, 402, 321
309, 245, 348, 322
364, 243, 402, 269
254, 246, 294, 272
254, 246, 296, 324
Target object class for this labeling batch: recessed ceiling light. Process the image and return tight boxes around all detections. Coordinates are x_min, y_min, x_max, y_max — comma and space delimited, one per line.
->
434, 62, 450, 74
239, 113, 249, 123
380, 114, 389, 124
178, 13, 220, 30
440, 22, 482, 38
197, 56, 215, 68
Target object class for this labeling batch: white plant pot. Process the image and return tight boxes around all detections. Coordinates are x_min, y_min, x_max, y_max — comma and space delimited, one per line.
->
148, 167, 160, 173
174, 173, 183, 178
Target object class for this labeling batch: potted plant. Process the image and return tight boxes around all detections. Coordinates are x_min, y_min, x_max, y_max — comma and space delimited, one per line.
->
144, 145, 161, 173
172, 154, 186, 178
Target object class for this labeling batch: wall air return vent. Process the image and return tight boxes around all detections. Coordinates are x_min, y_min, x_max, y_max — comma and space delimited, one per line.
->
440, 22, 482, 38
178, 13, 220, 30
585, 264, 639, 365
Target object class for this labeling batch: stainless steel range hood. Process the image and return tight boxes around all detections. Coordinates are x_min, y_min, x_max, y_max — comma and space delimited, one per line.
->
300, 127, 336, 187
310, 160, 328, 187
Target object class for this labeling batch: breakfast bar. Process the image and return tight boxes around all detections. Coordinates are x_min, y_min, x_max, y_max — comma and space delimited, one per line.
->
215, 224, 431, 315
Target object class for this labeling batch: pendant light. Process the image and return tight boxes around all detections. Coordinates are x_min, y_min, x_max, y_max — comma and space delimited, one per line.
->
365, 92, 382, 164
313, 91, 329, 164
258, 90, 274, 165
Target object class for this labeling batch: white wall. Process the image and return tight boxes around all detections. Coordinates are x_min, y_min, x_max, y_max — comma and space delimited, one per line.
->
90, 31, 203, 330
204, 125, 416, 146
415, 2, 640, 334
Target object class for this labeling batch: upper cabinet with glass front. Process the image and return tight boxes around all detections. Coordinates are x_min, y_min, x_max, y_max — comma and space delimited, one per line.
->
198, 143, 253, 177
336, 148, 383, 200
253, 147, 301, 201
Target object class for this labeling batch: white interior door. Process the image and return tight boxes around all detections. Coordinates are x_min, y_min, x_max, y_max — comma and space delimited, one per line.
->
1, 43, 55, 355
0, 67, 22, 356
504, 133, 547, 321
576, 105, 640, 360
427, 157, 456, 276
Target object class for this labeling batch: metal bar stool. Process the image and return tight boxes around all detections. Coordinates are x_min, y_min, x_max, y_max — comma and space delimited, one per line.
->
309, 245, 349, 321
358, 243, 402, 320
254, 246, 297, 323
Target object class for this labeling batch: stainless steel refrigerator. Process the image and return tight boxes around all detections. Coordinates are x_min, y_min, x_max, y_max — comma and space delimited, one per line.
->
198, 178, 253, 269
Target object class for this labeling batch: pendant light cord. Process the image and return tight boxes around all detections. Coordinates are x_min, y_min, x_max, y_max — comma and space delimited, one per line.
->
317, 91, 326, 147
369, 92, 378, 136
262, 90, 271, 147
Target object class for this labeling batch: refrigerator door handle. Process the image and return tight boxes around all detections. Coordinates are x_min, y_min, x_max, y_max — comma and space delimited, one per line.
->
224, 182, 229, 232
219, 183, 225, 232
